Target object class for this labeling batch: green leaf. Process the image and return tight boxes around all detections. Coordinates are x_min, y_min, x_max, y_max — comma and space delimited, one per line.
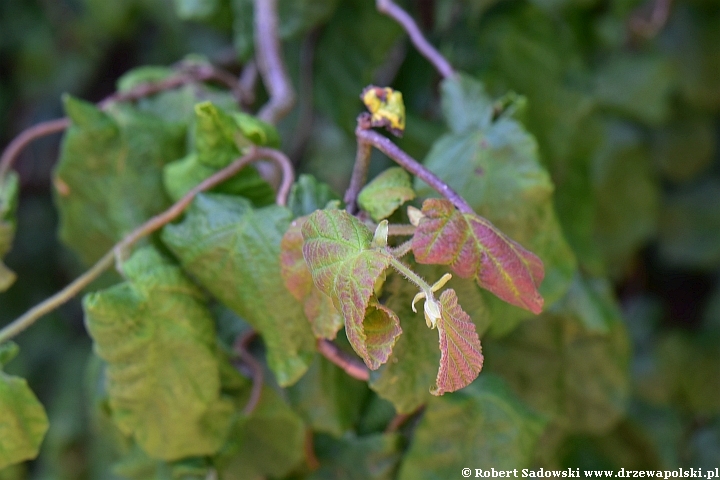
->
357, 167, 415, 222
286, 355, 370, 437
309, 432, 402, 480
658, 181, 720, 269
162, 194, 316, 386
280, 216, 344, 339
301, 209, 401, 369
54, 95, 184, 265
432, 289, 484, 395
412, 199, 545, 314
397, 374, 545, 477
0, 343, 19, 369
214, 385, 306, 480
0, 172, 18, 292
483, 307, 631, 434
83, 247, 233, 460
287, 174, 341, 218
418, 74, 576, 334
0, 371, 50, 470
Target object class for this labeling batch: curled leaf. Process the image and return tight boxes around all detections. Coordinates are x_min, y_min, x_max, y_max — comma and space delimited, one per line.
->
432, 289, 484, 395
301, 209, 400, 369
361, 86, 406, 136
412, 199, 545, 314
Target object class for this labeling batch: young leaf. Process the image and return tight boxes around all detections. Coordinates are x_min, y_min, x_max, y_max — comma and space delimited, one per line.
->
301, 209, 401, 369
0, 371, 50, 470
280, 216, 344, 339
162, 194, 316, 386
398, 375, 545, 477
83, 247, 234, 460
412, 198, 545, 315
357, 167, 415, 222
54, 96, 183, 265
0, 172, 18, 292
432, 289, 484, 395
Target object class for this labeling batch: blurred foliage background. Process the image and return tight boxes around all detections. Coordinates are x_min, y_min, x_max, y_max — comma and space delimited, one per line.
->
1, 0, 720, 478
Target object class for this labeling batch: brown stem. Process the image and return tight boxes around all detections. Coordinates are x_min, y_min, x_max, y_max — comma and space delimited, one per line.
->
0, 118, 70, 180
234, 330, 264, 416
304, 429, 321, 471
0, 146, 294, 343
376, 0, 455, 79
238, 60, 259, 107
255, 0, 296, 124
384, 405, 424, 433
356, 126, 473, 214
343, 141, 372, 214
317, 340, 369, 381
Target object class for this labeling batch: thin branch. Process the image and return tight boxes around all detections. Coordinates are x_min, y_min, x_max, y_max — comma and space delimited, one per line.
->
356, 124, 473, 214
376, 0, 455, 79
390, 239, 413, 258
289, 28, 321, 164
0, 146, 294, 343
254, 0, 296, 124
317, 339, 369, 381
629, 0, 673, 39
304, 429, 320, 471
384, 405, 424, 433
238, 60, 259, 108
0, 118, 70, 180
234, 330, 264, 416
343, 141, 372, 214
388, 224, 415, 236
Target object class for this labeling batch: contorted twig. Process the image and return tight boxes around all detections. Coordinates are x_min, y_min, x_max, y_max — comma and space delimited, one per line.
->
376, 0, 455, 79
353, 118, 473, 214
317, 339, 370, 381
0, 63, 246, 182
343, 141, 373, 214
233, 330, 264, 415
629, 0, 673, 40
254, 0, 296, 124
0, 146, 295, 344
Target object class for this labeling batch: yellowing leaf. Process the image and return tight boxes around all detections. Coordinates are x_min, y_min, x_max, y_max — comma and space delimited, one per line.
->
412, 199, 545, 315
280, 216, 344, 339
301, 209, 401, 369
432, 289, 484, 395
358, 167, 416, 221
361, 85, 406, 136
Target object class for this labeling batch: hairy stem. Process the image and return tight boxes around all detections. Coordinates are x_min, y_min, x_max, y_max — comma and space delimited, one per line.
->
376, 0, 455, 79
388, 257, 433, 294
356, 126, 473, 214
388, 224, 415, 236
317, 340, 370, 381
390, 239, 413, 258
0, 147, 294, 343
234, 330, 264, 416
255, 0, 296, 124
344, 141, 372, 214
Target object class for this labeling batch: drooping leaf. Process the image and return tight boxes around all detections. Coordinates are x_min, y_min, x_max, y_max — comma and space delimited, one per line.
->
163, 101, 275, 204
83, 247, 234, 460
432, 289, 484, 395
309, 432, 403, 480
357, 167, 415, 222
280, 216, 344, 339
53, 96, 184, 265
214, 385, 306, 480
0, 370, 50, 470
287, 174, 341, 218
397, 374, 545, 477
0, 172, 18, 292
483, 305, 631, 434
286, 354, 370, 437
412, 198, 544, 314
301, 209, 401, 369
162, 194, 316, 386
417, 74, 576, 334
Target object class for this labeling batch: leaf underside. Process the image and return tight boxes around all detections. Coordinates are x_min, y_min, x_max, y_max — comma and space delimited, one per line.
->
412, 198, 545, 314
301, 209, 401, 369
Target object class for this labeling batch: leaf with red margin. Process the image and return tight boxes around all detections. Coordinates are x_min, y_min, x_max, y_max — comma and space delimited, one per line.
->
432, 289, 484, 395
412, 199, 545, 315
280, 216, 343, 339
301, 209, 400, 369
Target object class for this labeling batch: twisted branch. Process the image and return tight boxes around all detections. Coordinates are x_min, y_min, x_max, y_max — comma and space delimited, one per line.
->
317, 339, 369, 381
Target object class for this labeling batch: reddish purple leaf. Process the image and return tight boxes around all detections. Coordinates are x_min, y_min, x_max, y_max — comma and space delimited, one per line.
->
432, 289, 484, 395
280, 216, 343, 339
302, 209, 399, 369
412, 199, 545, 314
